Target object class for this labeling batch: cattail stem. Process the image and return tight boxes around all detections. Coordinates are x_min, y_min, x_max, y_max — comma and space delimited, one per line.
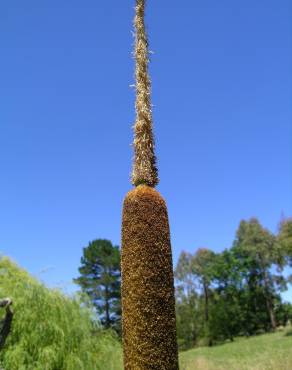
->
121, 1, 178, 368
131, 0, 159, 188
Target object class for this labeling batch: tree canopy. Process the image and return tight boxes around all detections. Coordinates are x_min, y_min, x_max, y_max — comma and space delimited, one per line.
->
175, 218, 292, 350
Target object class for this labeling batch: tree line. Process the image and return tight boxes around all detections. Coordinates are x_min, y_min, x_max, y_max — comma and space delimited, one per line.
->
175, 217, 292, 349
73, 217, 292, 349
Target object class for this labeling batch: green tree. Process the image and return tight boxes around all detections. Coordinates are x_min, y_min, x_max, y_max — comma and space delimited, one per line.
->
175, 252, 200, 349
175, 251, 196, 297
174, 219, 290, 347
175, 287, 199, 350
232, 218, 282, 331
74, 239, 121, 331
275, 301, 292, 326
191, 248, 216, 344
278, 218, 292, 266
174, 249, 217, 346
210, 249, 245, 341
175, 248, 243, 346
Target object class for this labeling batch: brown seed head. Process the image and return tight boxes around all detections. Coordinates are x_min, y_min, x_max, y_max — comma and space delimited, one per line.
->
121, 185, 178, 369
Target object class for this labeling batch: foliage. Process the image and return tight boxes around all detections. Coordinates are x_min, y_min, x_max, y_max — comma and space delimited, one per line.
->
175, 285, 199, 350
176, 249, 218, 347
191, 249, 216, 344
276, 302, 292, 326
175, 252, 200, 349
232, 218, 285, 331
175, 218, 291, 350
74, 239, 121, 332
0, 256, 122, 370
278, 218, 292, 266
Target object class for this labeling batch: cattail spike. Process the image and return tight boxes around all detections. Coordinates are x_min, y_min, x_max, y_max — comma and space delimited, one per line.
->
131, 0, 159, 187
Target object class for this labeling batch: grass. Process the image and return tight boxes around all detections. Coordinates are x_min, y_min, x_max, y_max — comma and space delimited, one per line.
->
179, 328, 292, 370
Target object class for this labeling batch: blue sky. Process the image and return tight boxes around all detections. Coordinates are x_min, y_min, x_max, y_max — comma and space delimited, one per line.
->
0, 1, 291, 300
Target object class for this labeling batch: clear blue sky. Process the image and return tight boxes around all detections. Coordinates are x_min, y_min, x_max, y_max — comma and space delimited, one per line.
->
0, 1, 291, 300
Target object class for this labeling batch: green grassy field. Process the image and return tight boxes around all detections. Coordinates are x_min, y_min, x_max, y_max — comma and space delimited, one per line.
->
179, 327, 292, 370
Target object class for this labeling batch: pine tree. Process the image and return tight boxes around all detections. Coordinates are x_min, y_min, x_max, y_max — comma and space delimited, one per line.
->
74, 239, 121, 331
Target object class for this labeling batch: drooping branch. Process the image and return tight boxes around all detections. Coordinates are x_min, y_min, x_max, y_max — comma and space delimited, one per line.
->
0, 298, 13, 350
131, 0, 159, 188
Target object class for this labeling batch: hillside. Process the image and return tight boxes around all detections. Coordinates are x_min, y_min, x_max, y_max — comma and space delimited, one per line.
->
180, 328, 292, 370
1, 256, 291, 370
0, 256, 122, 370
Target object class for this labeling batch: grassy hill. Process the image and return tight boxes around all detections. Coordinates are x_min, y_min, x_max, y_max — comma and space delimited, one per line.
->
0, 256, 122, 370
180, 328, 292, 370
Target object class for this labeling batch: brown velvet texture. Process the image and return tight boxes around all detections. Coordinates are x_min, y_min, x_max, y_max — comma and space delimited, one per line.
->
121, 185, 178, 369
